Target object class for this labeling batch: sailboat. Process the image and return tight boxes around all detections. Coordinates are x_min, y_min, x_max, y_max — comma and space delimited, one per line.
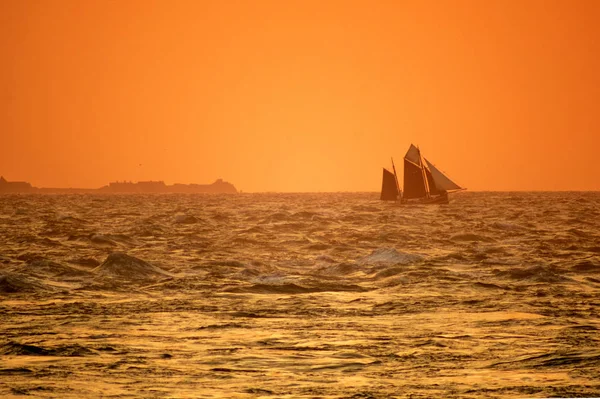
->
381, 144, 464, 204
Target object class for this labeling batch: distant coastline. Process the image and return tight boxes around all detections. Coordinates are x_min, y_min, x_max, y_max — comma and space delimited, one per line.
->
0, 176, 238, 194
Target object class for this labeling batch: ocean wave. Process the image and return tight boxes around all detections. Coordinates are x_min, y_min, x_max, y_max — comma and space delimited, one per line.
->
450, 233, 494, 242
90, 234, 118, 247
357, 248, 423, 266
224, 282, 366, 294
174, 214, 200, 224
17, 258, 91, 279
93, 252, 172, 282
490, 221, 525, 231
316, 262, 363, 276
0, 273, 53, 294
571, 259, 600, 273
1, 341, 96, 357
494, 265, 570, 283
490, 350, 600, 369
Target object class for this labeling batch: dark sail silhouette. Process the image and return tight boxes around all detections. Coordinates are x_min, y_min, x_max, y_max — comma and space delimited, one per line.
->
381, 144, 464, 204
424, 158, 462, 192
403, 158, 427, 199
380, 168, 399, 200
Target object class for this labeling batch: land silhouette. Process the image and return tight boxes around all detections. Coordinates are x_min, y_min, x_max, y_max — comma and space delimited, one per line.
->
0, 176, 237, 194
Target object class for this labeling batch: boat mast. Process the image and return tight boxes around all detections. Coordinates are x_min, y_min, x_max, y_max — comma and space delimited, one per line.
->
417, 146, 431, 198
391, 157, 401, 200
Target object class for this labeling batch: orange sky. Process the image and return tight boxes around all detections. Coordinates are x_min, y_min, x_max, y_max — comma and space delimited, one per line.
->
1, 0, 599, 192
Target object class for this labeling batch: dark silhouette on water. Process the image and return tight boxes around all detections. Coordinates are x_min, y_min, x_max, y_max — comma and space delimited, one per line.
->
381, 144, 464, 204
0, 176, 237, 194
0, 176, 34, 193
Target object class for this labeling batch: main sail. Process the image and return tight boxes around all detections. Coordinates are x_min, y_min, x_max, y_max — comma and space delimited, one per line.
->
380, 168, 399, 201
403, 160, 427, 199
403, 144, 427, 199
397, 143, 463, 202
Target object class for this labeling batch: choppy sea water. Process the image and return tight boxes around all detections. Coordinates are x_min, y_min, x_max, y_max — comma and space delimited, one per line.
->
0, 192, 599, 398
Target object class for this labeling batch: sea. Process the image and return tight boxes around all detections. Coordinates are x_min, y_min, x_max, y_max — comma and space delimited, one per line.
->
0, 192, 599, 398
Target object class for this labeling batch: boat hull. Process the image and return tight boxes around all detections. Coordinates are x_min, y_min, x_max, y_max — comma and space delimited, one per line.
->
400, 194, 449, 205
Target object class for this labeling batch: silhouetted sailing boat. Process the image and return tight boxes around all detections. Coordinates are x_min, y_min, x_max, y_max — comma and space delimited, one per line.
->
381, 144, 464, 204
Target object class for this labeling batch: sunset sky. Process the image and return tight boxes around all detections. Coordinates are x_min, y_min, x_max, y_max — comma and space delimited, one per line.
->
2, 0, 599, 192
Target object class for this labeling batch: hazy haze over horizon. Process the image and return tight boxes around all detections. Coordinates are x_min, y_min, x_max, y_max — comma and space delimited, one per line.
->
2, 0, 599, 192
